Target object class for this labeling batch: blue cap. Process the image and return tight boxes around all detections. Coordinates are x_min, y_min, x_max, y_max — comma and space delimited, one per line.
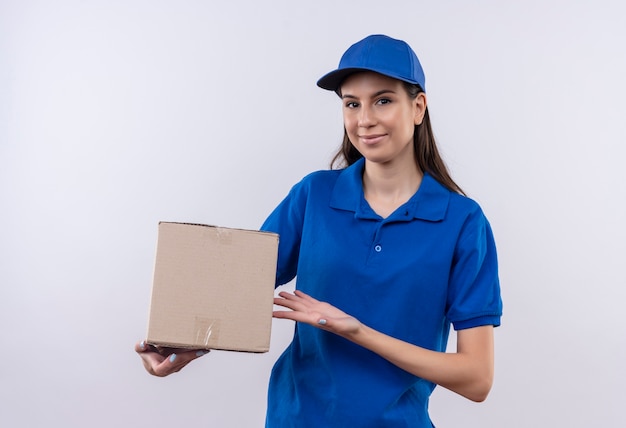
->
317, 34, 426, 92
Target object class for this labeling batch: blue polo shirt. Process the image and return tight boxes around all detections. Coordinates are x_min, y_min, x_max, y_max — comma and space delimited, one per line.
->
261, 158, 502, 428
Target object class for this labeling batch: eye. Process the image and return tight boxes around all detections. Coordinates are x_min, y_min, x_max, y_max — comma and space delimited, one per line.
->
344, 101, 359, 109
376, 98, 392, 105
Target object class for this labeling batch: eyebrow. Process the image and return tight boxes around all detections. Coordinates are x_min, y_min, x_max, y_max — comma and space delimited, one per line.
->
341, 89, 397, 100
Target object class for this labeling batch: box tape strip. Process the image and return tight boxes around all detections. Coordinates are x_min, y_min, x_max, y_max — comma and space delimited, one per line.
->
194, 317, 220, 349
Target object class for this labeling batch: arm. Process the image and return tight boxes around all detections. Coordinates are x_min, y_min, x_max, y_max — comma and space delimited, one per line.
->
354, 322, 494, 402
273, 290, 494, 402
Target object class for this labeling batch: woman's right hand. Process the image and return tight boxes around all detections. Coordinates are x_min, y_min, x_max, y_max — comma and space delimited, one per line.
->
135, 341, 209, 377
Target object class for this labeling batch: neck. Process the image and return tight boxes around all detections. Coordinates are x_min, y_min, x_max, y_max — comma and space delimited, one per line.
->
362, 158, 423, 218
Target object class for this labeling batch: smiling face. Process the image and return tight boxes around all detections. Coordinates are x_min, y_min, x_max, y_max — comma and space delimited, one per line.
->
340, 72, 426, 167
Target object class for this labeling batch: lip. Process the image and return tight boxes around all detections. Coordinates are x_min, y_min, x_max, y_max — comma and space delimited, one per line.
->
359, 134, 386, 145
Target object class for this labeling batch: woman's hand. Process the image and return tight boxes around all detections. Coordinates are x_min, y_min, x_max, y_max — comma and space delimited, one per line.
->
273, 290, 495, 402
135, 341, 209, 377
273, 290, 362, 338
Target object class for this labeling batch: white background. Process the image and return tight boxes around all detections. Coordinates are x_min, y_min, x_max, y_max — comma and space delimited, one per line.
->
1, 1, 625, 426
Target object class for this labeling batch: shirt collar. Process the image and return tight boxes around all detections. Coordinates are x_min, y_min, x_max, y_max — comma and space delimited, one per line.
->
329, 157, 450, 221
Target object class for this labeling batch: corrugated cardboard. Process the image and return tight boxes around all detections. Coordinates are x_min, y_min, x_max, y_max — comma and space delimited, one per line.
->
146, 222, 279, 353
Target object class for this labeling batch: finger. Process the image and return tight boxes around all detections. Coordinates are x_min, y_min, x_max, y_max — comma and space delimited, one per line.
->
274, 298, 316, 315
135, 340, 148, 353
293, 290, 318, 303
151, 353, 181, 377
138, 350, 166, 376
136, 341, 167, 357
273, 309, 325, 325
151, 349, 210, 377
273, 309, 309, 322
277, 290, 317, 304
277, 291, 302, 301
274, 296, 306, 312
275, 290, 318, 305
135, 341, 171, 356
273, 310, 295, 319
168, 349, 210, 367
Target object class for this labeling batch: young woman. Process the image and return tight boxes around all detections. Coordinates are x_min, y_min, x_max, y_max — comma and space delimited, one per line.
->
136, 34, 503, 428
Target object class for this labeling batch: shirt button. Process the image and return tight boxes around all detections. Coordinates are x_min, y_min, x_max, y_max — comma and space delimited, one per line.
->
374, 244, 382, 252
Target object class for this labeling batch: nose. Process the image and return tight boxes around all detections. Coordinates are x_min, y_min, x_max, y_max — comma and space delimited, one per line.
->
358, 105, 375, 128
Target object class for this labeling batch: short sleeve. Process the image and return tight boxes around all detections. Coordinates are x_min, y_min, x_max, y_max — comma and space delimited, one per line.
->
446, 205, 502, 330
260, 181, 308, 287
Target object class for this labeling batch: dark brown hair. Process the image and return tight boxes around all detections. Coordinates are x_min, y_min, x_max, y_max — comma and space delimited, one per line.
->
330, 82, 465, 196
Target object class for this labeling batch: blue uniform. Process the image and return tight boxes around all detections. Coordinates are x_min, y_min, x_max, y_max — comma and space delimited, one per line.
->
261, 158, 502, 427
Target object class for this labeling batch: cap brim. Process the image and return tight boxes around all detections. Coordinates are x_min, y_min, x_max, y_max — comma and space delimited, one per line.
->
317, 67, 420, 92
316, 68, 373, 91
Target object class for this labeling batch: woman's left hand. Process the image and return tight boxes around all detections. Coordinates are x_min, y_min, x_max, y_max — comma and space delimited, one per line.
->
274, 290, 495, 402
273, 290, 362, 337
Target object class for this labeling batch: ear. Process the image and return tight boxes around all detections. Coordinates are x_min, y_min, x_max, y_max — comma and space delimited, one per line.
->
414, 93, 427, 125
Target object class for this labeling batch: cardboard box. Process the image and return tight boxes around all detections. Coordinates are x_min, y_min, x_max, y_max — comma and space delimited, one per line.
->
146, 222, 279, 353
